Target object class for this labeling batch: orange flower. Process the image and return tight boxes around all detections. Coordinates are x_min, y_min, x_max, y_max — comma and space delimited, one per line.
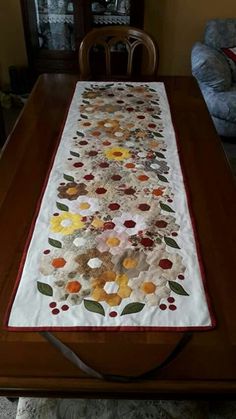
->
138, 174, 149, 182
66, 281, 82, 293
51, 258, 66, 269
152, 188, 164, 197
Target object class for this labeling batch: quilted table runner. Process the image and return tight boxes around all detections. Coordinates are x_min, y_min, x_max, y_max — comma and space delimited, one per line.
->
6, 82, 215, 330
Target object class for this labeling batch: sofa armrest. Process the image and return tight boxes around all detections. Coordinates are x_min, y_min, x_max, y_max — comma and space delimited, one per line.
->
191, 42, 232, 91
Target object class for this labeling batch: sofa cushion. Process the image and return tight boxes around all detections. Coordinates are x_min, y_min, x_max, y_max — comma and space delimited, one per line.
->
205, 19, 236, 50
191, 42, 232, 91
204, 85, 236, 123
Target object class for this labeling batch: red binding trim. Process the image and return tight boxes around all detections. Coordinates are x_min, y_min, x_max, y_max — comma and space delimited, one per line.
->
164, 83, 216, 330
4, 81, 216, 332
4, 79, 77, 330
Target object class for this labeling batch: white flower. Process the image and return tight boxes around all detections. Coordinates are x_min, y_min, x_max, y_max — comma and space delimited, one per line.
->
153, 215, 180, 236
62, 230, 96, 255
69, 196, 100, 216
113, 212, 146, 236
39, 250, 78, 276
128, 269, 171, 306
96, 231, 131, 255
53, 275, 91, 305
147, 250, 185, 281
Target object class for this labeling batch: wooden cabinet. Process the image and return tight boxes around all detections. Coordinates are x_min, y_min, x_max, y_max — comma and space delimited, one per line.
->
20, 0, 144, 77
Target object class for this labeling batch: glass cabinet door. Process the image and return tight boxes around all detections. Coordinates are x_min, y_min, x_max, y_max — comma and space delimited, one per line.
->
34, 0, 75, 50
20, 0, 144, 75
91, 0, 131, 26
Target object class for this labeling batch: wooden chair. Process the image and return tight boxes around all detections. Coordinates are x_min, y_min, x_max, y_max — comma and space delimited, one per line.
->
0, 105, 6, 148
79, 26, 158, 80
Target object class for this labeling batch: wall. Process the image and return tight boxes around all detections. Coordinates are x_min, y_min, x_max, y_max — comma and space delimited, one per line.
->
1, 1, 236, 85
144, 0, 236, 75
0, 1, 27, 87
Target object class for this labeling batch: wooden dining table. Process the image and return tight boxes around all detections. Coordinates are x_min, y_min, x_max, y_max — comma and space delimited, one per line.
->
0, 74, 235, 398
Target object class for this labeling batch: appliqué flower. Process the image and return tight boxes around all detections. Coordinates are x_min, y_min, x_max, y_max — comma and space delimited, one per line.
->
91, 272, 131, 306
53, 275, 91, 305
96, 231, 131, 255
128, 269, 171, 306
147, 250, 185, 280
82, 90, 101, 99
97, 118, 120, 133
57, 182, 88, 200
112, 212, 146, 236
50, 212, 85, 235
39, 250, 78, 277
105, 147, 131, 161
144, 159, 169, 175
69, 196, 100, 216
62, 230, 96, 255
153, 215, 180, 236
112, 249, 149, 278
76, 248, 114, 277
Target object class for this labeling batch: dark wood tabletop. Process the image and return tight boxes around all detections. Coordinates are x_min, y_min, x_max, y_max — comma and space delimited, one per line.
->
0, 74, 235, 398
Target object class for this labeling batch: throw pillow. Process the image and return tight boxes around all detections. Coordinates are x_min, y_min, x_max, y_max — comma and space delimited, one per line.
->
222, 47, 236, 82
222, 46, 236, 61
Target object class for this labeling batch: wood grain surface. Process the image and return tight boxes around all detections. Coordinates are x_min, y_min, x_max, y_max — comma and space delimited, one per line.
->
0, 74, 235, 397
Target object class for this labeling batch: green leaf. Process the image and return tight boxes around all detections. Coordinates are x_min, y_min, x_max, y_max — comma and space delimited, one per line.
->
121, 302, 145, 316
76, 131, 84, 137
56, 202, 69, 212
81, 114, 88, 119
125, 83, 134, 87
48, 238, 62, 248
160, 202, 175, 213
83, 100, 90, 104
63, 173, 74, 182
169, 281, 189, 296
149, 88, 156, 92
158, 174, 168, 183
155, 152, 165, 159
164, 236, 180, 249
153, 132, 163, 138
70, 151, 80, 158
152, 115, 161, 120
84, 300, 105, 316
37, 281, 53, 297
105, 83, 114, 87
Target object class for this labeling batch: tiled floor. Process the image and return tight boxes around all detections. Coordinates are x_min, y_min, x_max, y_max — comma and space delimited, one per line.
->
0, 398, 17, 419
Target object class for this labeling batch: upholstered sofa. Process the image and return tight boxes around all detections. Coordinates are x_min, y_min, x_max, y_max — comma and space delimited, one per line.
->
191, 19, 236, 137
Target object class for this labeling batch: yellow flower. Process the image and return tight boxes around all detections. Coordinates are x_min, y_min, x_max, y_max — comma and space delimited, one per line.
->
105, 147, 131, 161
91, 272, 131, 306
50, 212, 84, 235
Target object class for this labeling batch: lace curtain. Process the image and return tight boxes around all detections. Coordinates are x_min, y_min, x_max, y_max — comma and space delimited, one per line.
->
34, 0, 75, 50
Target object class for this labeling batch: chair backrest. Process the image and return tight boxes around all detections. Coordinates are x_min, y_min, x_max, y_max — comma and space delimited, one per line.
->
79, 26, 158, 80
